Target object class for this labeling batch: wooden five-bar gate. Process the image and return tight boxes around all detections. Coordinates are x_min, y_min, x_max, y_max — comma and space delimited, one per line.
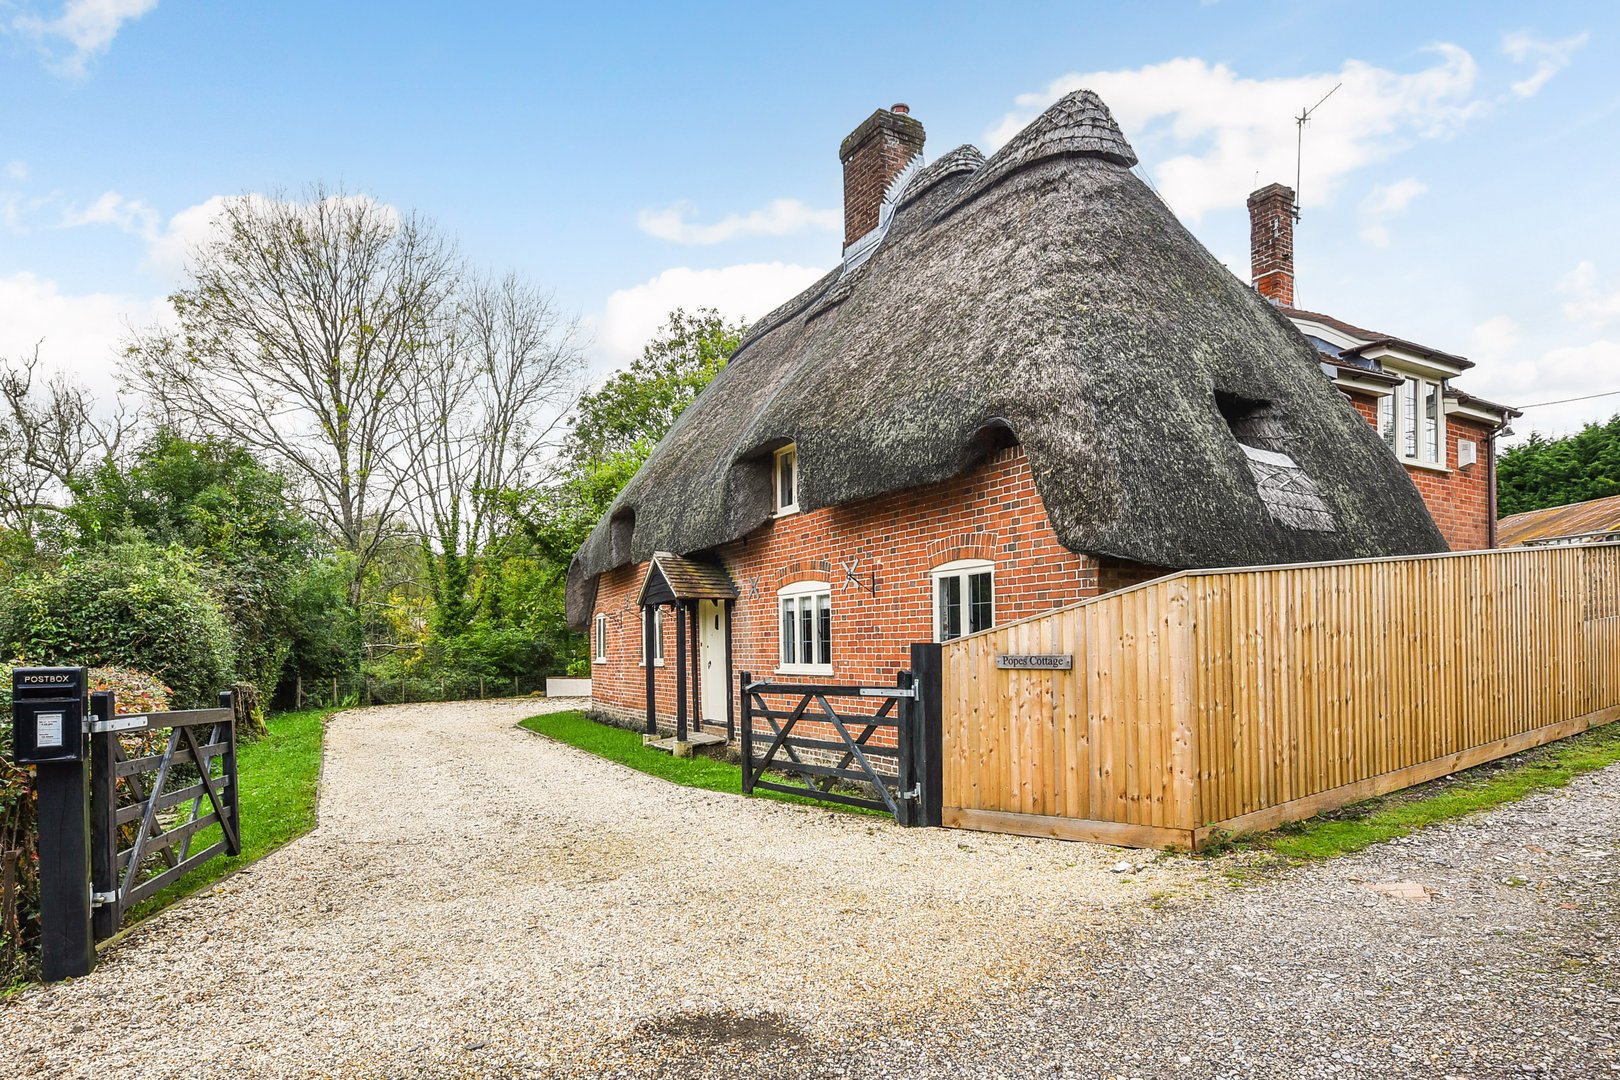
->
940, 544, 1620, 850
739, 642, 943, 826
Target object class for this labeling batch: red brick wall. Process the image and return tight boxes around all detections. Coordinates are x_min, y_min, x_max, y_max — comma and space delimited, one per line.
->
589, 447, 1113, 731
1341, 390, 1496, 552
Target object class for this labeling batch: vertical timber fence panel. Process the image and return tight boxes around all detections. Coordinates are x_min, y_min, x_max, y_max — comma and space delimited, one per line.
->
941, 545, 1620, 850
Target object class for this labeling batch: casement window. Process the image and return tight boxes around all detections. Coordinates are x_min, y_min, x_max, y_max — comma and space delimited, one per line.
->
593, 614, 608, 663
777, 581, 831, 673
773, 444, 799, 515
1378, 376, 1445, 466
933, 559, 994, 642
639, 608, 665, 667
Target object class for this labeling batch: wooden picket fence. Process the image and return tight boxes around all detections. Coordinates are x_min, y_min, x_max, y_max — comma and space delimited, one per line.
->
941, 544, 1620, 850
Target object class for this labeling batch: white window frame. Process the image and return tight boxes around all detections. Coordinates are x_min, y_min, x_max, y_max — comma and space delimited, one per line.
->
776, 580, 832, 675
931, 559, 995, 643
1377, 375, 1447, 469
593, 613, 608, 663
773, 444, 800, 516
639, 608, 665, 667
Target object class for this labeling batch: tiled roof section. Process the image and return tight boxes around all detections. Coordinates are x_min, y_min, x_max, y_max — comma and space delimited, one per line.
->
1324, 360, 1403, 387
1498, 494, 1620, 547
1283, 306, 1474, 370
955, 90, 1136, 208
648, 552, 738, 600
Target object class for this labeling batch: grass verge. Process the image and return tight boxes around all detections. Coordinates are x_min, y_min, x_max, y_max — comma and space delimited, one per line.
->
123, 706, 332, 923
519, 710, 885, 816
1207, 719, 1620, 864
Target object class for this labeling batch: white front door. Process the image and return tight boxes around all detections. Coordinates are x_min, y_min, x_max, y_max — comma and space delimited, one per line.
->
698, 600, 728, 723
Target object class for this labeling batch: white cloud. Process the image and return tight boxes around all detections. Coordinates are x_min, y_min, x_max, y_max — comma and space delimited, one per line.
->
1559, 261, 1620, 326
1503, 31, 1588, 99
1469, 315, 1521, 367
4, 162, 27, 182
59, 189, 160, 238
590, 262, 826, 369
0, 271, 170, 390
1358, 177, 1427, 247
987, 48, 1501, 222
637, 198, 840, 245
11, 0, 159, 77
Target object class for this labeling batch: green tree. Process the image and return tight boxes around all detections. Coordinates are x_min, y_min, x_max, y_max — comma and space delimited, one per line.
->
68, 431, 317, 695
1498, 415, 1620, 516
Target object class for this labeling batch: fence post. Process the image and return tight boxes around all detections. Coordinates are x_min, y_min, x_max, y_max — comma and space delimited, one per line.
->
739, 671, 754, 794
219, 691, 241, 857
89, 690, 118, 943
909, 642, 944, 828
895, 669, 918, 827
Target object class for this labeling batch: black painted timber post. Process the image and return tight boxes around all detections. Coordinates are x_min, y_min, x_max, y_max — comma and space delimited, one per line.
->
688, 605, 701, 732
724, 601, 736, 743
895, 669, 918, 827
89, 690, 119, 942
219, 691, 242, 856
674, 603, 688, 744
643, 605, 657, 735
909, 642, 944, 828
738, 671, 754, 793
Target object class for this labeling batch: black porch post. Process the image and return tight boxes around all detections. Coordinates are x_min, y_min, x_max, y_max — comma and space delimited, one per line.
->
643, 604, 657, 735
689, 603, 701, 732
724, 600, 736, 743
674, 602, 689, 743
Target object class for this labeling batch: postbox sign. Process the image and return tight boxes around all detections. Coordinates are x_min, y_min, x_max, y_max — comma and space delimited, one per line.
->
10, 666, 89, 764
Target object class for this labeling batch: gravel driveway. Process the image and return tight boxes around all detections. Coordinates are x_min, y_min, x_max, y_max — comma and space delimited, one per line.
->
3, 701, 1615, 1078
0, 699, 1191, 1078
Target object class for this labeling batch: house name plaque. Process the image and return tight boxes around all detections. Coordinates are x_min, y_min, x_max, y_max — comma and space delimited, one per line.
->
995, 654, 1073, 671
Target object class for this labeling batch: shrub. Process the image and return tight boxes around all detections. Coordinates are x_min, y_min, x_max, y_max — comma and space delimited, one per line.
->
0, 545, 234, 708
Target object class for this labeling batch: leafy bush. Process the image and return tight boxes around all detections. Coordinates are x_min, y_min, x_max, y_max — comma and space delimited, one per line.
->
0, 545, 234, 708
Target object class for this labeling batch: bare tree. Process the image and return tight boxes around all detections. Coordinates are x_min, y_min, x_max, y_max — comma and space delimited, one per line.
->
124, 186, 458, 602
0, 347, 129, 535
404, 273, 584, 632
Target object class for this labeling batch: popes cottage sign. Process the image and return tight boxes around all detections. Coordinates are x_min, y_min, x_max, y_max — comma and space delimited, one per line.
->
994, 654, 1073, 671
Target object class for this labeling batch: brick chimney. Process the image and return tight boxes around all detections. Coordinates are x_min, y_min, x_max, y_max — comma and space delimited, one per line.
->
839, 103, 925, 250
1247, 182, 1297, 307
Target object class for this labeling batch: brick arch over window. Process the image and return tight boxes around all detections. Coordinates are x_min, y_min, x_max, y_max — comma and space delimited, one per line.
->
925, 532, 997, 567
774, 558, 833, 585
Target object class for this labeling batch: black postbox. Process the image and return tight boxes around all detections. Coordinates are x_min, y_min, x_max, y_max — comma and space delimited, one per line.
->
11, 666, 88, 764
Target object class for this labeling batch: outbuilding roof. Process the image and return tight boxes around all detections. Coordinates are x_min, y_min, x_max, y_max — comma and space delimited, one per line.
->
566, 90, 1447, 626
1498, 494, 1620, 547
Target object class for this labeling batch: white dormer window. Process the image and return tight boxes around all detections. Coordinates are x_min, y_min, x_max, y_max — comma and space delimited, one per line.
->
773, 444, 799, 515
593, 613, 608, 663
1377, 376, 1445, 467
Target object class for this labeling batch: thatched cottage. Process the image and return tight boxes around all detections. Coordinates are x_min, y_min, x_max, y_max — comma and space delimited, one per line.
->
568, 91, 1493, 738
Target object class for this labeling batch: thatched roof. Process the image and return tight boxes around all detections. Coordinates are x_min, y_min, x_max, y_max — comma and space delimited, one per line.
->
566, 90, 1445, 627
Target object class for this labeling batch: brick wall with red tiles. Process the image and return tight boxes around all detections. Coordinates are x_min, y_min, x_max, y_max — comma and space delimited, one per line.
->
1341, 389, 1497, 552
588, 447, 1119, 732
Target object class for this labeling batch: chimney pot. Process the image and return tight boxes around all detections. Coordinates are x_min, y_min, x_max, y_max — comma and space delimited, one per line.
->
891, 103, 909, 115
1247, 182, 1296, 307
839, 105, 926, 250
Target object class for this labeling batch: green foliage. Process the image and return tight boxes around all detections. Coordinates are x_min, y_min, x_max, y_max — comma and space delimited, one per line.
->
568, 307, 745, 466
68, 431, 317, 697
0, 545, 234, 707
1497, 414, 1620, 516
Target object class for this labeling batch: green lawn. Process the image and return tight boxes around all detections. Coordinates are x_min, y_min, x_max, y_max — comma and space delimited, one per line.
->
1210, 719, 1620, 862
123, 706, 331, 923
519, 709, 885, 815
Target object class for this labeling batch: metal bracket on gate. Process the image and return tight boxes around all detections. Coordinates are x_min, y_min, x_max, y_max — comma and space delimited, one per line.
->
900, 786, 921, 801
90, 715, 148, 734
859, 687, 915, 698
90, 891, 118, 908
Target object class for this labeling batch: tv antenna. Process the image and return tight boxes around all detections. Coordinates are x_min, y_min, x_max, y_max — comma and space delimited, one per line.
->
1294, 82, 1341, 219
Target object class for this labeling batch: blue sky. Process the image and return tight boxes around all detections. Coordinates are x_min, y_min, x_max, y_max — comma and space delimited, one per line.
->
3, 0, 1618, 440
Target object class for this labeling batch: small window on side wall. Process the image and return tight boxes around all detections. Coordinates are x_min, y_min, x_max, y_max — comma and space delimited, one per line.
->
640, 608, 665, 667
933, 559, 994, 642
593, 613, 608, 663
773, 444, 799, 515
777, 581, 831, 673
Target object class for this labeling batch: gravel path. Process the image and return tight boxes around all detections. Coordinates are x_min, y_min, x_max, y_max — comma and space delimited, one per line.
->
0, 699, 1193, 1078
